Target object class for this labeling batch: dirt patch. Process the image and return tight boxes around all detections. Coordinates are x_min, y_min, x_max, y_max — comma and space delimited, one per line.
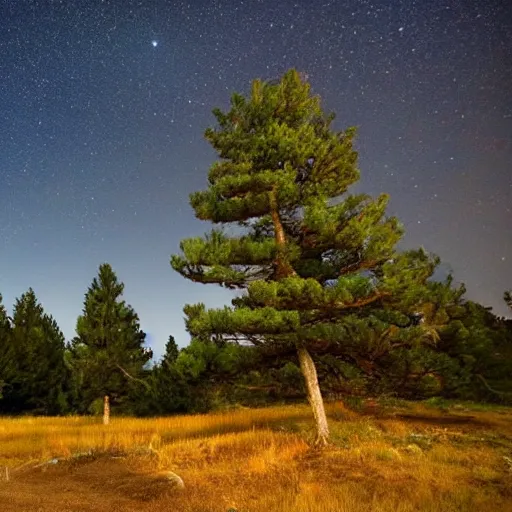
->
0, 456, 180, 512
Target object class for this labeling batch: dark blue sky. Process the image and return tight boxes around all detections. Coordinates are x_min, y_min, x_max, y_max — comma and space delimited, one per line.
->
1, 0, 510, 359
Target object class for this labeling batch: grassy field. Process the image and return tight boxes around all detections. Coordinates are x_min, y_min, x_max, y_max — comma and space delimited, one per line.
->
0, 400, 511, 511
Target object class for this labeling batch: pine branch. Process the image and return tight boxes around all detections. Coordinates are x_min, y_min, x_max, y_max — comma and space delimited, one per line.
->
116, 364, 151, 390
332, 292, 389, 310
475, 374, 512, 397
338, 259, 380, 275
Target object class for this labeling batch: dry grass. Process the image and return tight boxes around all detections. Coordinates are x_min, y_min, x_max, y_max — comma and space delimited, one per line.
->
1, 401, 512, 511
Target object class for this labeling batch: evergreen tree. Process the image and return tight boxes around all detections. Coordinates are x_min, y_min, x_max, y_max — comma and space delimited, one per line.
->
0, 294, 13, 400
171, 338, 251, 412
312, 276, 466, 398
1, 289, 67, 414
148, 336, 243, 414
172, 69, 439, 444
504, 290, 512, 342
139, 335, 184, 416
162, 335, 179, 366
505, 290, 512, 313
351, 284, 512, 402
454, 300, 512, 399
69, 263, 151, 417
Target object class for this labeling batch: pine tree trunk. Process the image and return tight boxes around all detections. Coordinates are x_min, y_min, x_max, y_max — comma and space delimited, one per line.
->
269, 188, 297, 279
297, 346, 329, 446
103, 395, 110, 425
268, 188, 329, 445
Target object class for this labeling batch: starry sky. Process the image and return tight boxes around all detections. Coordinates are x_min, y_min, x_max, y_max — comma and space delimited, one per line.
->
1, 0, 510, 360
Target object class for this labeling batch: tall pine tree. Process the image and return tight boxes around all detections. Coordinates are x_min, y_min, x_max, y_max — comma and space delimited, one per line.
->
69, 264, 151, 420
172, 70, 442, 444
0, 294, 13, 401
1, 289, 67, 414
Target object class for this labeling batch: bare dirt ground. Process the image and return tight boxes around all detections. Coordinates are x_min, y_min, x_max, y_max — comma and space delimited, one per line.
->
0, 456, 179, 512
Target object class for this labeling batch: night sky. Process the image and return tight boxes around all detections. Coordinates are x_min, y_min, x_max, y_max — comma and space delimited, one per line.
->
1, 0, 510, 359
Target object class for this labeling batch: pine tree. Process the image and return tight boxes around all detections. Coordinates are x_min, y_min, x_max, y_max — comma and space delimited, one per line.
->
171, 69, 440, 444
162, 335, 179, 366
149, 335, 255, 414
505, 290, 512, 313
1, 289, 67, 414
0, 294, 13, 401
69, 264, 151, 420
171, 338, 250, 412
140, 334, 183, 415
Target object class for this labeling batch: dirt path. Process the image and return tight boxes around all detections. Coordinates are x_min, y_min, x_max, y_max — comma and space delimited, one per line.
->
0, 457, 180, 512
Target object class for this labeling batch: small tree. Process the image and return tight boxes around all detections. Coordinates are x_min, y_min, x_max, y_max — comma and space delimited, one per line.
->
172, 70, 439, 444
142, 335, 184, 415
162, 335, 179, 366
69, 263, 151, 422
505, 291, 512, 313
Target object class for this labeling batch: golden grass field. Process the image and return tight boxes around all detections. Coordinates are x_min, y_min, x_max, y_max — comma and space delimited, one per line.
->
0, 400, 511, 511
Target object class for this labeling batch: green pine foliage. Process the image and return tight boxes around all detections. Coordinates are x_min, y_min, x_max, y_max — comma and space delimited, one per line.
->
0, 289, 67, 414
140, 335, 189, 415
142, 337, 249, 415
445, 299, 512, 401
162, 335, 179, 366
173, 70, 439, 343
310, 280, 512, 403
171, 69, 447, 440
68, 263, 151, 414
505, 290, 512, 312
0, 294, 13, 401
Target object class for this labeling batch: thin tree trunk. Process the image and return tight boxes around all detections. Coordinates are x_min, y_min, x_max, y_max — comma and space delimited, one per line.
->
269, 189, 287, 248
103, 395, 110, 425
297, 346, 329, 446
268, 187, 330, 445
269, 188, 296, 279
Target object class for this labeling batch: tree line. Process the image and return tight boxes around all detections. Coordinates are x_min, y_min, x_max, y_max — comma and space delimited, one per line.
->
1, 70, 511, 442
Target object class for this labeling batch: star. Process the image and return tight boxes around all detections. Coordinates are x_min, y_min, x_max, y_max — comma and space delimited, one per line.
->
1, 0, 510, 356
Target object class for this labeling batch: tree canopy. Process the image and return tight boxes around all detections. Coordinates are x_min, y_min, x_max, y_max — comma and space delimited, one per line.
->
171, 69, 451, 444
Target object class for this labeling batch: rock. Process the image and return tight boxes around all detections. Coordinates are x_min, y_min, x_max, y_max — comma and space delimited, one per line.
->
165, 471, 185, 489
405, 444, 423, 455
